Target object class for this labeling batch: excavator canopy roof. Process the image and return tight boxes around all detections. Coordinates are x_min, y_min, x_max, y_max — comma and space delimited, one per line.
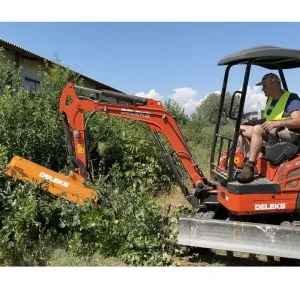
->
218, 46, 300, 70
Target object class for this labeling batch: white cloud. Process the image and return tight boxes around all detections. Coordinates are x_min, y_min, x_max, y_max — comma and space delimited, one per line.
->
168, 87, 204, 115
182, 100, 202, 116
244, 85, 266, 113
169, 87, 198, 105
135, 89, 163, 100
136, 87, 204, 115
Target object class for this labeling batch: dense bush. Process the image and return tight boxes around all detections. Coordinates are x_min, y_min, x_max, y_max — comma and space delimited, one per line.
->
0, 49, 182, 266
85, 115, 173, 196
0, 170, 182, 266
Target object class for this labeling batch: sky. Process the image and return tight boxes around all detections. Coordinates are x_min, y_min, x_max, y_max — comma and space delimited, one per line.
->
1, 5, 300, 116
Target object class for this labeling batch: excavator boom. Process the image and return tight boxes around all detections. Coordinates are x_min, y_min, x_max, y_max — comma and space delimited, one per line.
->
57, 83, 208, 206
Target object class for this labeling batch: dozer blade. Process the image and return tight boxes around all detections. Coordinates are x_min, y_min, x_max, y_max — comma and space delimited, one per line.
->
5, 156, 99, 205
178, 217, 300, 259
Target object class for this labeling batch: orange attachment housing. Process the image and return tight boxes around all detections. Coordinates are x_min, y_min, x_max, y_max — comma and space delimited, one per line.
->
5, 156, 99, 205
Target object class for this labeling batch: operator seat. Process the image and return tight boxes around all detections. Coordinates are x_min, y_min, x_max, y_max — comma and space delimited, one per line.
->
262, 127, 299, 166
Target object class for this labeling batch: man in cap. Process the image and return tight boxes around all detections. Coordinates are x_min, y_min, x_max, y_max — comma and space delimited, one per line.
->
236, 73, 300, 183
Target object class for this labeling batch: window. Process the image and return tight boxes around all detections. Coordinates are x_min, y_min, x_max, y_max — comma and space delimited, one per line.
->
24, 77, 40, 92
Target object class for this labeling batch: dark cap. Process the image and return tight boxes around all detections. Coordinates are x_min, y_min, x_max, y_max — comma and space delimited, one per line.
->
256, 73, 281, 86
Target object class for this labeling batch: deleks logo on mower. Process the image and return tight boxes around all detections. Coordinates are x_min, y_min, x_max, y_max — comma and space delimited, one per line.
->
39, 172, 69, 188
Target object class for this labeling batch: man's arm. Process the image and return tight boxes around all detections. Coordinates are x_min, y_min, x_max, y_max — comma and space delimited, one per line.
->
278, 95, 300, 128
277, 110, 300, 128
262, 111, 300, 132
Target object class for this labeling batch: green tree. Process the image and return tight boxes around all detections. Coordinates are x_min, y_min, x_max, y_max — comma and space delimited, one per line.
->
165, 98, 189, 126
191, 91, 240, 125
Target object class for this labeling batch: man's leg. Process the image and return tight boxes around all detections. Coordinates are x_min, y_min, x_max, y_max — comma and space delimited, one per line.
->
277, 128, 299, 144
248, 125, 265, 162
237, 125, 253, 159
237, 125, 266, 183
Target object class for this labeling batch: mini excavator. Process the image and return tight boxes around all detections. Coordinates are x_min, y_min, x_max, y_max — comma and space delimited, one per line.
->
6, 46, 300, 261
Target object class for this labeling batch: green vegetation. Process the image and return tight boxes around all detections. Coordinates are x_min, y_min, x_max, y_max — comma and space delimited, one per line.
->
0, 49, 235, 266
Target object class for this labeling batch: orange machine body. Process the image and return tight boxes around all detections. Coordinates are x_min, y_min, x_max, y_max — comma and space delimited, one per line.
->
216, 154, 300, 215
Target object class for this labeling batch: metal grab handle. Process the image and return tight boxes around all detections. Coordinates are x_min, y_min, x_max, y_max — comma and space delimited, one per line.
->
74, 85, 148, 104
229, 91, 243, 120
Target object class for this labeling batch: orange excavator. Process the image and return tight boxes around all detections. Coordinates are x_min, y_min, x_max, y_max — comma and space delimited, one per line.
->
5, 46, 300, 262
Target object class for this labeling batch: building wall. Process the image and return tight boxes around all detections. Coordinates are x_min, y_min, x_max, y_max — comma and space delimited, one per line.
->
3, 48, 15, 62
20, 57, 41, 80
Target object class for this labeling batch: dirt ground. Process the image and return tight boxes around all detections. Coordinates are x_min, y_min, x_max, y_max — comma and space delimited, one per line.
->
175, 249, 282, 266
156, 185, 191, 214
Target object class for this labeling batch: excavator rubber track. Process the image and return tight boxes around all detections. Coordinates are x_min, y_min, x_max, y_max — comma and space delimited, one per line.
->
178, 217, 300, 259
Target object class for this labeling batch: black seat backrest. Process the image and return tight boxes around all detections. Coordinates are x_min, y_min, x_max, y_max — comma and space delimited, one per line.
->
262, 141, 298, 165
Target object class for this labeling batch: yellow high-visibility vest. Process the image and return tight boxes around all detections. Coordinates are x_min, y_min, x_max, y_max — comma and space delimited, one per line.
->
263, 90, 291, 121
